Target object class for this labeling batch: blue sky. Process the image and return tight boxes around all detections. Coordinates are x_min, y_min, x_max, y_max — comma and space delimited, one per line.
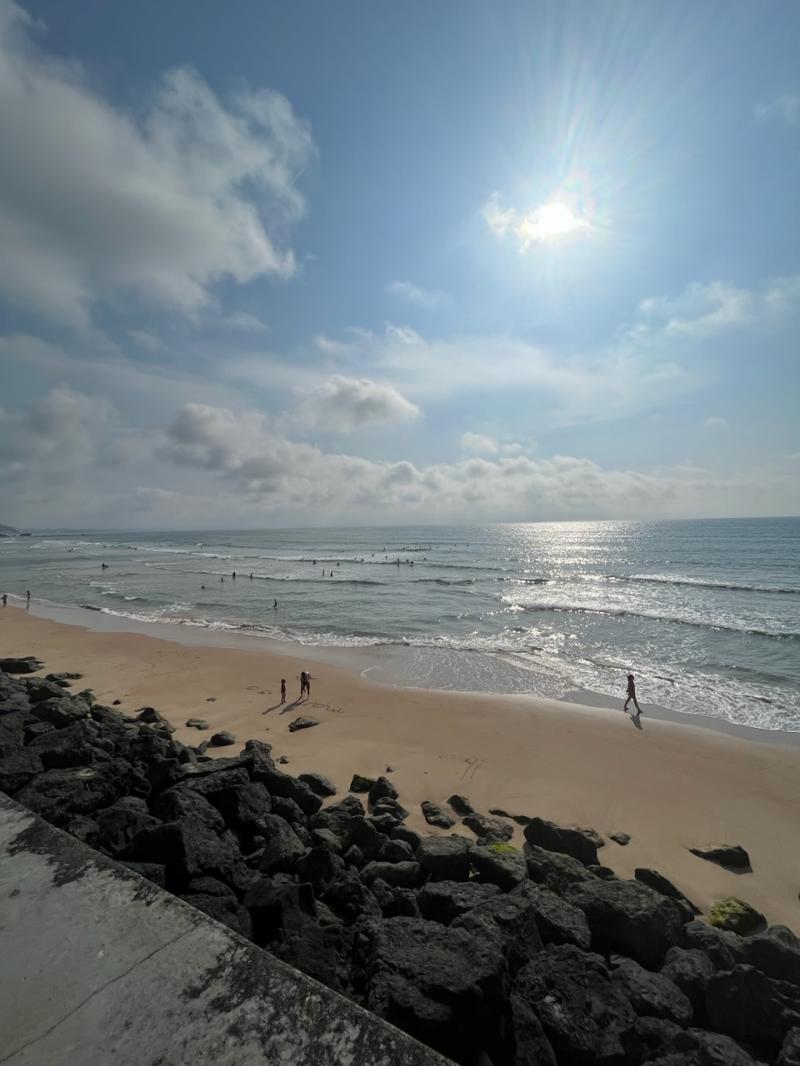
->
1, 0, 798, 527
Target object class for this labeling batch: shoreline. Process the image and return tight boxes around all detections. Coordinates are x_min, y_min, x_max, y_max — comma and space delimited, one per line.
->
2, 602, 800, 929
8, 596, 800, 750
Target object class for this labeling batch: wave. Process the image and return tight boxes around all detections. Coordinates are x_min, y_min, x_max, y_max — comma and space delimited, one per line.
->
510, 601, 800, 639
626, 573, 799, 595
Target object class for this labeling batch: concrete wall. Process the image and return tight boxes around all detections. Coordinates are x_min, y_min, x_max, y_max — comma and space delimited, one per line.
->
0, 795, 450, 1065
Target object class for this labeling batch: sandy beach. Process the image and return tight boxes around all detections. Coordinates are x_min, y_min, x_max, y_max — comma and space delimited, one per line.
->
2, 604, 799, 930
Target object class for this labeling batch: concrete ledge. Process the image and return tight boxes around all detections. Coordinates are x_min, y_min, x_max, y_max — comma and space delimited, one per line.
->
0, 795, 451, 1065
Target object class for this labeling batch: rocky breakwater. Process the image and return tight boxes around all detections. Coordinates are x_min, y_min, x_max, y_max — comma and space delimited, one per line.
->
1, 659, 800, 1066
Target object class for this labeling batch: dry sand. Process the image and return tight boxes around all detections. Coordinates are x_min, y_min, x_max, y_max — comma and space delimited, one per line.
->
2, 605, 799, 930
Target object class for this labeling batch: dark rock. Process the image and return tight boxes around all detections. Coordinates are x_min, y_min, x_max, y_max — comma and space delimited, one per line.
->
0, 749, 44, 793
369, 813, 400, 835
470, 843, 528, 890
349, 773, 376, 792
271, 796, 306, 827
567, 878, 685, 968
321, 868, 381, 925
288, 716, 319, 732
179, 892, 252, 938
27, 720, 108, 769
390, 825, 421, 852
30, 696, 91, 729
298, 771, 337, 797
778, 1028, 800, 1066
367, 917, 507, 1064
661, 946, 716, 1015
273, 916, 354, 994
736, 926, 800, 987
631, 1017, 684, 1062
524, 816, 599, 866
380, 838, 415, 864
350, 817, 384, 861
574, 825, 605, 848
447, 793, 473, 816
705, 964, 800, 1054
611, 955, 693, 1025
453, 893, 544, 974
342, 844, 364, 868
14, 759, 133, 826
310, 827, 343, 854
155, 787, 226, 833
417, 835, 472, 881
256, 813, 306, 874
185, 718, 209, 730
667, 1027, 768, 1066
121, 861, 167, 888
26, 678, 73, 704
418, 880, 501, 925
244, 879, 316, 946
295, 846, 345, 892
372, 879, 420, 919
524, 842, 598, 893
277, 756, 289, 765
124, 817, 250, 896
185, 876, 236, 898
309, 795, 364, 841
0, 656, 43, 673
420, 800, 455, 829
368, 775, 398, 805
372, 797, 409, 821
95, 798, 158, 856
588, 864, 619, 881
135, 707, 175, 732
690, 843, 751, 870
462, 811, 514, 843
683, 919, 742, 969
511, 881, 591, 949
635, 867, 701, 918
112, 700, 121, 706
512, 944, 639, 1064
610, 831, 631, 845
253, 765, 322, 815
361, 861, 423, 889
23, 720, 55, 744
209, 730, 236, 747
709, 896, 766, 934
61, 813, 100, 846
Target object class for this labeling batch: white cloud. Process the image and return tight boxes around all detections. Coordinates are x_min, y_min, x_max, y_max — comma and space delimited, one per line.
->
0, 2, 314, 327
704, 416, 728, 431
222, 312, 268, 332
461, 432, 499, 455
756, 93, 800, 126
128, 330, 162, 352
296, 375, 420, 432
483, 192, 590, 252
386, 281, 443, 309
482, 192, 517, 236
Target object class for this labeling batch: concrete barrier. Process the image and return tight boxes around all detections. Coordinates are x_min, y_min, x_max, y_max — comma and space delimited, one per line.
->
0, 795, 451, 1065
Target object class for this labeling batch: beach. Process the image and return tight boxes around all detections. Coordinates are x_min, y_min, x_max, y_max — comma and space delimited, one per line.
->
2, 603, 799, 930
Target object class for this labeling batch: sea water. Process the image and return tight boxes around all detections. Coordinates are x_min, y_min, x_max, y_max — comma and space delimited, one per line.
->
1, 518, 798, 733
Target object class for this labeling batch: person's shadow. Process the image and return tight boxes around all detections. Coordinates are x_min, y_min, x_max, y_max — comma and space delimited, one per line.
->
631, 712, 644, 731
263, 697, 304, 715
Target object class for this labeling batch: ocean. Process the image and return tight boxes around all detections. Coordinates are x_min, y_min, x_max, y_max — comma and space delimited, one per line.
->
1, 518, 798, 733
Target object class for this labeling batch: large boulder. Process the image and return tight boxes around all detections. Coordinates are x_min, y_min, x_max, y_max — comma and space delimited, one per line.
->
524, 817, 599, 866
294, 846, 344, 893
368, 775, 398, 805
298, 771, 337, 797
683, 919, 742, 969
243, 880, 316, 947
736, 926, 800, 987
309, 795, 365, 842
635, 867, 701, 920
0, 750, 44, 794
417, 835, 472, 881
469, 842, 528, 890
462, 811, 514, 844
420, 801, 455, 829
124, 817, 250, 896
95, 797, 158, 856
567, 878, 685, 968
321, 868, 381, 925
251, 765, 322, 815
611, 955, 693, 1025
256, 813, 306, 874
418, 880, 501, 925
30, 696, 91, 729
778, 1028, 800, 1066
661, 947, 716, 1015
710, 896, 767, 935
0, 656, 43, 673
524, 842, 598, 893
705, 964, 800, 1057
452, 893, 543, 974
24, 677, 71, 703
367, 917, 507, 1064
26, 720, 109, 769
665, 1027, 771, 1066
180, 892, 253, 939
360, 861, 423, 889
511, 944, 640, 1065
13, 759, 133, 825
689, 843, 751, 870
511, 881, 591, 949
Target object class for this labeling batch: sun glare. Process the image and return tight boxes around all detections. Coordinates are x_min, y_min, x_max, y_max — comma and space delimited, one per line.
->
518, 201, 589, 246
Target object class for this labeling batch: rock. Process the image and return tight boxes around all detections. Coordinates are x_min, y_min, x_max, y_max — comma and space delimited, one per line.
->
349, 773, 376, 793
121, 861, 167, 888
255, 765, 322, 815
635, 867, 701, 918
27, 721, 108, 770
360, 861, 423, 889
452, 893, 544, 974
736, 926, 800, 987
180, 892, 253, 938
14, 759, 133, 826
185, 718, 209, 730
209, 730, 236, 747
524, 816, 599, 866
511, 944, 639, 1065
683, 919, 742, 969
123, 814, 249, 896
277, 756, 289, 765
95, 798, 158, 856
112, 700, 121, 706
567, 878, 685, 968
610, 831, 631, 845
370, 812, 401, 835
310, 827, 343, 854
705, 964, 800, 1055
661, 947, 716, 1014
390, 825, 422, 852
417, 835, 472, 881
61, 813, 100, 846
380, 838, 415, 864
710, 896, 766, 935
371, 880, 420, 919
295, 846, 345, 893
372, 797, 409, 821
368, 775, 398, 805
256, 813, 306, 874
288, 716, 319, 732
321, 868, 381, 925
418, 880, 501, 925
30, 696, 91, 729
135, 707, 175, 732
186, 875, 237, 898
420, 800, 455, 829
309, 795, 364, 841
0, 750, 44, 794
589, 864, 618, 881
155, 787, 227, 833
271, 796, 306, 827
367, 917, 507, 1064
511, 881, 591, 950
690, 843, 751, 870
668, 1027, 769, 1066
470, 843, 528, 890
349, 817, 384, 861
778, 1028, 800, 1066
574, 825, 605, 849
611, 955, 693, 1025
524, 842, 598, 894
0, 656, 43, 673
298, 771, 337, 797
244, 880, 316, 946
462, 811, 514, 843
447, 793, 474, 816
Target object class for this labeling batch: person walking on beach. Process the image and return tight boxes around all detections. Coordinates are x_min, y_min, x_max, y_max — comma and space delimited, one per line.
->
26, 590, 31, 608
2, 594, 7, 607
299, 670, 309, 699
624, 673, 642, 716
280, 678, 286, 704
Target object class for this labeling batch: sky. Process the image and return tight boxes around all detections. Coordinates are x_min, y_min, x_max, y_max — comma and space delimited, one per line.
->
1, 0, 798, 529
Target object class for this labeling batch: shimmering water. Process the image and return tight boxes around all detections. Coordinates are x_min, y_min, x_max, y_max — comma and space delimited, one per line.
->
1, 519, 798, 732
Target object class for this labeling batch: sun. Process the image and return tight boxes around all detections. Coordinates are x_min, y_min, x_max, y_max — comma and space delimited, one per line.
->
517, 201, 589, 246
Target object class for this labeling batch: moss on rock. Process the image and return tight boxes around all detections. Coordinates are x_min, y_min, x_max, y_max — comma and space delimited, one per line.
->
488, 842, 518, 855
709, 896, 766, 934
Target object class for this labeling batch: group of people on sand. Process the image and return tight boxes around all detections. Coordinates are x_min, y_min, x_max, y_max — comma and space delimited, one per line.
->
1, 591, 30, 608
277, 671, 312, 705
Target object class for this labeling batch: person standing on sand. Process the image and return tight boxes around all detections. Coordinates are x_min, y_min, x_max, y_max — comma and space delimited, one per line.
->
306, 672, 312, 699
299, 670, 308, 699
2, 594, 7, 607
26, 590, 31, 608
280, 678, 286, 703
624, 673, 642, 716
